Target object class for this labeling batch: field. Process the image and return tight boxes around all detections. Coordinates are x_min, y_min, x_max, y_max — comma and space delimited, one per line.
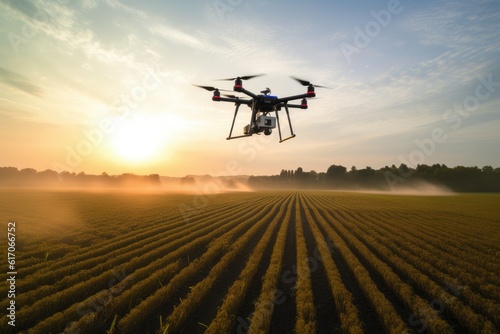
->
1, 189, 499, 334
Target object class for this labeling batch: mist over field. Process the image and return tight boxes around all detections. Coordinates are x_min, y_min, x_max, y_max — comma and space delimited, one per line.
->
342, 181, 455, 196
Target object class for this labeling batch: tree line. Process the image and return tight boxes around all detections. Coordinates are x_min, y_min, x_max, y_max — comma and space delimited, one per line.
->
0, 167, 160, 188
248, 164, 500, 192
2, 163, 499, 191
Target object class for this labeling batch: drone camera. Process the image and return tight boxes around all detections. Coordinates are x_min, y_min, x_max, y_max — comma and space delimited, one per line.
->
256, 116, 276, 129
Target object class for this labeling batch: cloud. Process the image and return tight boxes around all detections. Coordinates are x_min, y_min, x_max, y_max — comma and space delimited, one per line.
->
0, 67, 44, 96
0, 0, 141, 71
0, 0, 76, 38
0, 0, 40, 19
401, 0, 500, 53
149, 24, 207, 50
329, 0, 500, 127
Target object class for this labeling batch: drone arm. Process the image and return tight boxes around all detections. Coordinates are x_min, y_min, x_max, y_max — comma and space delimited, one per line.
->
215, 97, 252, 104
237, 87, 258, 99
276, 93, 309, 104
285, 103, 306, 109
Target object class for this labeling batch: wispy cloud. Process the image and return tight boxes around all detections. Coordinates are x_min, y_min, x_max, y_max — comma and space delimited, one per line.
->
0, 96, 40, 110
0, 67, 44, 96
149, 24, 209, 50
0, 0, 40, 20
401, 0, 500, 55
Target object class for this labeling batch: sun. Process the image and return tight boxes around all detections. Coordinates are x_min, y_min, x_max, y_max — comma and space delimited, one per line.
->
110, 115, 169, 163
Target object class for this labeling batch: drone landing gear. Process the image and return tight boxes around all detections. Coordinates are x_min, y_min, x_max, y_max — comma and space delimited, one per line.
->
276, 104, 296, 143
226, 101, 296, 143
226, 102, 252, 140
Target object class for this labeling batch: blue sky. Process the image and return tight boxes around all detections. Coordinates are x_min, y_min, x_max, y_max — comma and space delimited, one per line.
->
0, 0, 499, 176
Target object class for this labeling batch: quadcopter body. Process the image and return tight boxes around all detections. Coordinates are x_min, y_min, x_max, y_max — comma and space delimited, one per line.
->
195, 75, 325, 142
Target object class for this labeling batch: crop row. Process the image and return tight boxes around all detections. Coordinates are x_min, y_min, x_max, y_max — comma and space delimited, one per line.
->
354, 209, 500, 295
314, 194, 499, 286
350, 209, 500, 326
205, 194, 294, 334
2, 194, 240, 299
309, 192, 498, 333
112, 193, 282, 332
3, 190, 498, 333
299, 194, 364, 334
19, 193, 251, 285
391, 210, 498, 271
366, 206, 499, 273
156, 192, 292, 332
0, 193, 275, 331
5, 197, 271, 331
301, 195, 410, 334
246, 196, 294, 334
32, 194, 278, 333
294, 195, 316, 333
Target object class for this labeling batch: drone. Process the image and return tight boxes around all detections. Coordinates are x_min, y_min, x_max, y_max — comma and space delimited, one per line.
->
194, 74, 326, 143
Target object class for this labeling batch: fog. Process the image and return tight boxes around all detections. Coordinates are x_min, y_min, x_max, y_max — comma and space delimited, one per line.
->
0, 179, 457, 243
0, 180, 254, 239
0, 189, 85, 236
348, 180, 455, 196
160, 179, 254, 195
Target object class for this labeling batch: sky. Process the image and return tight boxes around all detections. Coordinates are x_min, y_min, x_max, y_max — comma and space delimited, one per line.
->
0, 0, 499, 177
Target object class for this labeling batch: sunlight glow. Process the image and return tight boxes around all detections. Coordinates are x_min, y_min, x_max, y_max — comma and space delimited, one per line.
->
110, 115, 172, 163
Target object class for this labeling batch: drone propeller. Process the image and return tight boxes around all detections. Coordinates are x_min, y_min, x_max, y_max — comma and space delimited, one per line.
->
290, 76, 329, 88
216, 74, 266, 81
193, 84, 231, 92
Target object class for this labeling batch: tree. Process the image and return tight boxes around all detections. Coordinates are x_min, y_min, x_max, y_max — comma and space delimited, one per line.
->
327, 165, 347, 178
326, 165, 347, 188
280, 169, 287, 178
181, 176, 196, 185
482, 166, 494, 174
295, 167, 308, 184
308, 170, 318, 181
